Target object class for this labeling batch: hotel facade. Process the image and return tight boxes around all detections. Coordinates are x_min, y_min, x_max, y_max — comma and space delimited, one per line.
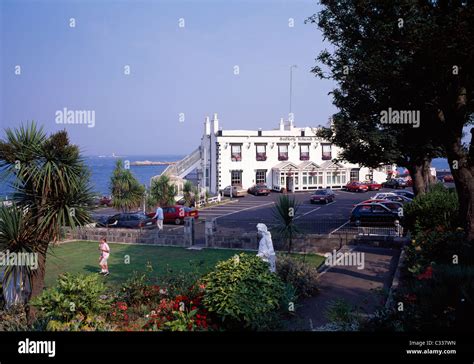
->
193, 114, 394, 195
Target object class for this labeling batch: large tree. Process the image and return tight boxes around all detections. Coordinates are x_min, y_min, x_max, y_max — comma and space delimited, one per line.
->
0, 123, 94, 319
308, 0, 474, 240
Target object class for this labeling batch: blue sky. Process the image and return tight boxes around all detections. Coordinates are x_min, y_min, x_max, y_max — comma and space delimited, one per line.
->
0, 0, 335, 156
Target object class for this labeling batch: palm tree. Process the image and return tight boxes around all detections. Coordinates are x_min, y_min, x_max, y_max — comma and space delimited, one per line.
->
272, 194, 300, 253
150, 174, 177, 206
110, 159, 145, 212
0, 122, 94, 319
183, 180, 193, 207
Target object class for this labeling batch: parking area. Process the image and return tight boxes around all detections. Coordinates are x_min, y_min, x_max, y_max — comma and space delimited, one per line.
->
198, 188, 409, 234
91, 187, 413, 235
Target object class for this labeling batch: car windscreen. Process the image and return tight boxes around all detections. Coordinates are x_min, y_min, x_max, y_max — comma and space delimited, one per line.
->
313, 190, 328, 195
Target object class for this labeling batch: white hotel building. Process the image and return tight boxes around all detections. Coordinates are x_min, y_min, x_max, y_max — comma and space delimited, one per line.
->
183, 114, 394, 195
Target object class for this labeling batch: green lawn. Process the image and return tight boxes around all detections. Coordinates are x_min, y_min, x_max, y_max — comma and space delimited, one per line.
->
45, 241, 325, 288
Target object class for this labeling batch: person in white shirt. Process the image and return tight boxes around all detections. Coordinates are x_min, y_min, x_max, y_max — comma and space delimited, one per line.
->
98, 238, 110, 276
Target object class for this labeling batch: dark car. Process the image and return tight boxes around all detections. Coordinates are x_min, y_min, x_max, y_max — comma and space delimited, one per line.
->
104, 213, 155, 229
383, 178, 407, 189
310, 189, 336, 204
248, 184, 271, 196
350, 202, 402, 226
393, 190, 415, 199
147, 205, 199, 225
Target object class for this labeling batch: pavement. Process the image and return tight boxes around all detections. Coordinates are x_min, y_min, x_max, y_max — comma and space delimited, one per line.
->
287, 244, 401, 331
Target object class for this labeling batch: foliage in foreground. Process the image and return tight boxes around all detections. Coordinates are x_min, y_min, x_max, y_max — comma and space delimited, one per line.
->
31, 273, 112, 331
203, 254, 286, 330
276, 254, 319, 298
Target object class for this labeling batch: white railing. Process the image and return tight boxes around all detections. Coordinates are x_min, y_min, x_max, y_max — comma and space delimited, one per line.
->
197, 196, 220, 208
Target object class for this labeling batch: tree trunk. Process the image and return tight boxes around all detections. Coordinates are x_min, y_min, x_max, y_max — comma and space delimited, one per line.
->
442, 112, 474, 243
26, 245, 48, 324
407, 163, 425, 196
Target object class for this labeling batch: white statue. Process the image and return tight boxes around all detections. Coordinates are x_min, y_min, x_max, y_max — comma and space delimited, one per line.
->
256, 223, 276, 272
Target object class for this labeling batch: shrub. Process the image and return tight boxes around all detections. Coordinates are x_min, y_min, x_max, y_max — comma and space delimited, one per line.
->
203, 253, 285, 330
404, 184, 460, 235
31, 273, 112, 331
403, 264, 474, 331
405, 229, 472, 272
0, 304, 29, 331
120, 271, 154, 306
316, 299, 361, 331
276, 255, 319, 298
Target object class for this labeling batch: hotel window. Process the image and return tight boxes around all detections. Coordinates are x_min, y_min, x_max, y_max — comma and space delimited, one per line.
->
278, 144, 289, 161
231, 170, 242, 186
256, 170, 266, 184
256, 144, 267, 161
299, 144, 310, 161
350, 168, 360, 181
231, 144, 242, 161
317, 172, 323, 185
322, 144, 332, 160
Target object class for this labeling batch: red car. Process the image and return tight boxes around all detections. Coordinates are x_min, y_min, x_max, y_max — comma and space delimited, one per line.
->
443, 174, 454, 183
362, 180, 382, 191
147, 205, 199, 225
99, 196, 112, 207
345, 181, 369, 192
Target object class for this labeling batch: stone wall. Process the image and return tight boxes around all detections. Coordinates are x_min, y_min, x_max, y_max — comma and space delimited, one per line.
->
62, 227, 189, 247
205, 224, 345, 254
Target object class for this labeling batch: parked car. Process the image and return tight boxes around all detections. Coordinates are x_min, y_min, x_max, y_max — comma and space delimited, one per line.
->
362, 180, 382, 191
310, 189, 336, 204
103, 213, 155, 229
383, 178, 407, 189
356, 200, 403, 210
147, 205, 199, 225
345, 181, 369, 192
220, 185, 247, 197
443, 174, 454, 183
371, 192, 397, 200
247, 184, 271, 196
99, 196, 112, 207
361, 196, 410, 205
350, 202, 402, 225
393, 190, 415, 199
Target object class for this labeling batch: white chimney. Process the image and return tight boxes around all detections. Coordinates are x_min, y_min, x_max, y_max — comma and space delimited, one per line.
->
279, 118, 284, 131
212, 113, 219, 134
204, 116, 211, 135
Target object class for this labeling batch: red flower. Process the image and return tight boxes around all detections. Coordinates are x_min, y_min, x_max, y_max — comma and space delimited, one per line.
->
417, 266, 433, 280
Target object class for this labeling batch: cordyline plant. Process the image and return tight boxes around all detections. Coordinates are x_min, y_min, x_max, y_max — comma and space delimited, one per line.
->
0, 122, 94, 322
272, 194, 300, 253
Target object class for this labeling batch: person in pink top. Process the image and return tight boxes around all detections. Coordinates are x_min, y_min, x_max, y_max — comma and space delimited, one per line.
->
98, 238, 110, 276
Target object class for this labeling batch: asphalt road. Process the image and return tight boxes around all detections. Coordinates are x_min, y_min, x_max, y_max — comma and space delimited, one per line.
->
197, 188, 411, 234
